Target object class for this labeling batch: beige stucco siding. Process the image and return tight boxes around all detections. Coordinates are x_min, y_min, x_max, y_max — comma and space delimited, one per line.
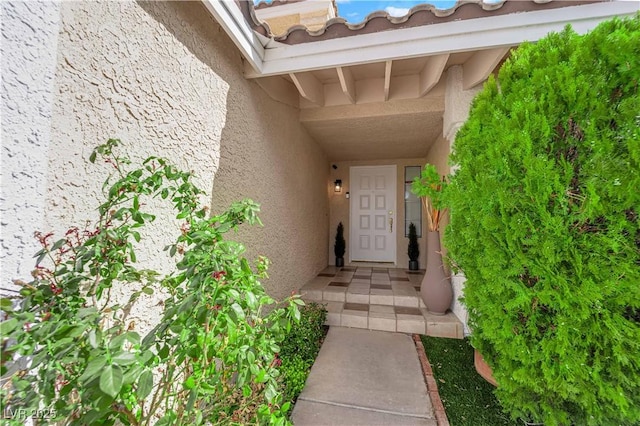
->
328, 158, 428, 269
1, 0, 328, 315
210, 70, 330, 301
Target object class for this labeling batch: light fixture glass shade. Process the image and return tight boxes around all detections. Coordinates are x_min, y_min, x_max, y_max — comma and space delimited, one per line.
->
334, 179, 342, 192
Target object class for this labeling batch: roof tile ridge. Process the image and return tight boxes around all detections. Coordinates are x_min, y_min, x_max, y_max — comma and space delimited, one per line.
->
254, 0, 304, 10
272, 0, 511, 42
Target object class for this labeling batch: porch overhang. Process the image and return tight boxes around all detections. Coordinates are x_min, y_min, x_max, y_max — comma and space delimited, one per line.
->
202, 0, 639, 162
203, 1, 639, 79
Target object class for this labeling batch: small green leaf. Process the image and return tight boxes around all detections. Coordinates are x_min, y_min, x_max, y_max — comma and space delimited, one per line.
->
99, 364, 123, 398
265, 382, 277, 402
80, 357, 107, 383
112, 351, 137, 366
0, 318, 18, 335
137, 370, 153, 399
141, 287, 154, 295
231, 303, 245, 320
186, 389, 197, 412
0, 298, 14, 312
89, 151, 97, 163
184, 376, 195, 390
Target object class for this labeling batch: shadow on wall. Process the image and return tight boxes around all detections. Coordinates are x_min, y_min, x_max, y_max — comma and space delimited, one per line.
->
138, 1, 330, 300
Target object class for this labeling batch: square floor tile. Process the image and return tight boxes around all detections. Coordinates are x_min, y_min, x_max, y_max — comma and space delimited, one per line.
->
343, 303, 369, 311
347, 286, 369, 295
371, 284, 392, 290
390, 277, 410, 282
397, 316, 425, 334
353, 274, 370, 280
369, 304, 395, 314
368, 314, 396, 332
346, 292, 369, 304
300, 289, 323, 301
341, 311, 368, 328
395, 306, 422, 316
394, 295, 420, 308
372, 268, 389, 273
323, 287, 346, 302
323, 301, 344, 312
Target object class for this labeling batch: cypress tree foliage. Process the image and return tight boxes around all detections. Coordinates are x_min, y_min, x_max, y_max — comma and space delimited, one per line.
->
444, 16, 640, 425
408, 222, 420, 261
334, 222, 346, 258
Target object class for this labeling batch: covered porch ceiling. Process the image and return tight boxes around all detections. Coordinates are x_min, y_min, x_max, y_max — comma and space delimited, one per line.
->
204, 1, 640, 161
268, 49, 503, 161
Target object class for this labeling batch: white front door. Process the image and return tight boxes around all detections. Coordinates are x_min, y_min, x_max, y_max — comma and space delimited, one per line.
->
350, 165, 397, 263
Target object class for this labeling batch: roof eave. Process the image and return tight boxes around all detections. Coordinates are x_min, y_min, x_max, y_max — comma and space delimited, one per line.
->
202, 1, 639, 79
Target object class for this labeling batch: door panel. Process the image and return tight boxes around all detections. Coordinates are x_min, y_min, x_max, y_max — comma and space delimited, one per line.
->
350, 165, 396, 262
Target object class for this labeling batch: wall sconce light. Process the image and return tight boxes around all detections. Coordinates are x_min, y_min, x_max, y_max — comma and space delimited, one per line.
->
334, 179, 342, 193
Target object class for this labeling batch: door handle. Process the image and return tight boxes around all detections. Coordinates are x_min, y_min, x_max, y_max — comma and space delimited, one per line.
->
388, 210, 393, 233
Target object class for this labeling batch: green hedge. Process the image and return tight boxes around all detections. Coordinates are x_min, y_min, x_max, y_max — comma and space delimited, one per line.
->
445, 16, 640, 425
279, 303, 327, 410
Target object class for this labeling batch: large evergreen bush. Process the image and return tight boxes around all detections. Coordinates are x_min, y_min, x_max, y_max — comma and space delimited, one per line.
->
444, 16, 640, 425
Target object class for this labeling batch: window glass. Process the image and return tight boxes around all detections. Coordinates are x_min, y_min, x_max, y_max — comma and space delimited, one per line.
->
404, 166, 422, 237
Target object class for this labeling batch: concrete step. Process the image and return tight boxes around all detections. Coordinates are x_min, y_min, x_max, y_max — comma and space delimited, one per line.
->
299, 266, 463, 339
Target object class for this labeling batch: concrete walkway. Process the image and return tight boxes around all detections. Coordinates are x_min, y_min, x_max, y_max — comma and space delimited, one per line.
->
291, 327, 437, 426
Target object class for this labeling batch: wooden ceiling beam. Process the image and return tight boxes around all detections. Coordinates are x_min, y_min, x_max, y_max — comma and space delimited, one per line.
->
290, 71, 325, 106
384, 60, 393, 101
463, 47, 510, 89
337, 66, 356, 104
419, 53, 449, 97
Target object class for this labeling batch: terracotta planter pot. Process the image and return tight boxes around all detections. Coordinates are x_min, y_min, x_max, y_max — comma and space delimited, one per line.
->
420, 231, 453, 315
474, 349, 498, 387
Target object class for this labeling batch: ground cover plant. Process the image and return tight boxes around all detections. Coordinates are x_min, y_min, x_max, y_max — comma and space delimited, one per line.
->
278, 302, 327, 415
0, 139, 301, 425
421, 336, 514, 426
444, 16, 640, 425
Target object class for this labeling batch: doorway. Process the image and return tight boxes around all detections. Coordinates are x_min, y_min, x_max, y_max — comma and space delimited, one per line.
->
349, 165, 397, 263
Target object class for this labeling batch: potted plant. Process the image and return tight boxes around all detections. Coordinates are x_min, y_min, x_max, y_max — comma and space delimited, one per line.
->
408, 222, 419, 270
411, 164, 452, 315
334, 222, 346, 267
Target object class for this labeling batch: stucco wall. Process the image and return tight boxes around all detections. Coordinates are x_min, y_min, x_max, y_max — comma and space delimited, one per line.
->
328, 158, 427, 269
1, 1, 60, 295
208, 58, 329, 301
2, 0, 328, 325
441, 66, 481, 334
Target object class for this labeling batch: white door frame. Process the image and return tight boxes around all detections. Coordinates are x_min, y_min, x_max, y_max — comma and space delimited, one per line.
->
349, 165, 397, 263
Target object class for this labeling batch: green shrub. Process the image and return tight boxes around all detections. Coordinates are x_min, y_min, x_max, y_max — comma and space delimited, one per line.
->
0, 140, 300, 425
444, 16, 640, 425
279, 303, 327, 409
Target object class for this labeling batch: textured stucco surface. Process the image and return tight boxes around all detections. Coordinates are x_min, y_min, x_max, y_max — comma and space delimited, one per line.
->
442, 65, 481, 334
443, 65, 480, 142
1, 1, 61, 294
2, 1, 329, 331
328, 158, 427, 269
207, 70, 330, 300
40, 0, 230, 333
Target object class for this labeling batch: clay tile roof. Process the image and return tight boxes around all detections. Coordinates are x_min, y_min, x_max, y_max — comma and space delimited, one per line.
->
243, 0, 604, 45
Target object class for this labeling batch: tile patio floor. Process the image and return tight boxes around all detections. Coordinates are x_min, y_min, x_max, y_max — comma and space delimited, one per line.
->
300, 265, 463, 339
